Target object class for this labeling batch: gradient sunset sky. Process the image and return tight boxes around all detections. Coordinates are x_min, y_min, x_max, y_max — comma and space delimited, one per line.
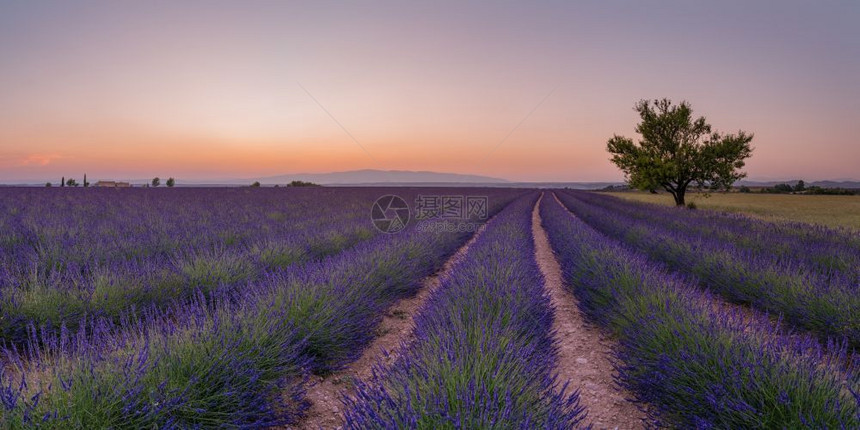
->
1, 1, 858, 182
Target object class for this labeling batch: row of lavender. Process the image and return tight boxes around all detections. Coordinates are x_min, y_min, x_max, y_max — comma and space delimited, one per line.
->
541, 193, 859, 427
556, 190, 860, 349
566, 191, 860, 278
344, 193, 587, 428
0, 189, 522, 427
0, 188, 380, 345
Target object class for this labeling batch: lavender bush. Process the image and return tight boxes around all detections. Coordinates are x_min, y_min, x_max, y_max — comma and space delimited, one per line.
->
565, 191, 860, 278
541, 192, 859, 428
343, 194, 587, 429
0, 188, 379, 346
0, 188, 522, 428
555, 190, 860, 349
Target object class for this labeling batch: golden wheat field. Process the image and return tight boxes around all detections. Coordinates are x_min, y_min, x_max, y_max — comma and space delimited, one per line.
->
605, 192, 860, 230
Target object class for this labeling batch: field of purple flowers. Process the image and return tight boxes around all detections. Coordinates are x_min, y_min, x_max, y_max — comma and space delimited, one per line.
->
555, 190, 860, 349
0, 188, 520, 427
344, 193, 585, 428
542, 193, 859, 427
0, 188, 378, 346
0, 187, 858, 428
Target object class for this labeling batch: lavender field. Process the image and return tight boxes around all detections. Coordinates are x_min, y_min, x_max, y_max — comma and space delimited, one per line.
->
0, 188, 858, 428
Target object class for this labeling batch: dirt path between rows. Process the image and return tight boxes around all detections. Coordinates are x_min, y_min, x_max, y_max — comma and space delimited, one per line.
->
293, 222, 491, 429
532, 193, 646, 430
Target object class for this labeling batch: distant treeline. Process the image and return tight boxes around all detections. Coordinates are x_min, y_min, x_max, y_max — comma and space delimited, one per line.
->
256, 180, 321, 187
46, 177, 321, 188
739, 180, 856, 195
599, 181, 856, 196
286, 180, 320, 187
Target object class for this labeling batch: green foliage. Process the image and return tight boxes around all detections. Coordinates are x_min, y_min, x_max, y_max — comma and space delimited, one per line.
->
607, 98, 754, 206
45, 182, 52, 187
759, 180, 855, 196
738, 185, 751, 193
794, 180, 805, 192
287, 180, 320, 187
65, 178, 78, 187
166, 177, 175, 187
770, 183, 794, 193
806, 186, 855, 196
251, 181, 261, 187
179, 251, 254, 291
152, 177, 160, 187
756, 182, 856, 195
257, 245, 306, 270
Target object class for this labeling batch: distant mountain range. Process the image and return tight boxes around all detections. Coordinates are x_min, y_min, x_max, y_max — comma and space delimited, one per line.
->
225, 170, 627, 189
237, 172, 860, 189
255, 169, 509, 185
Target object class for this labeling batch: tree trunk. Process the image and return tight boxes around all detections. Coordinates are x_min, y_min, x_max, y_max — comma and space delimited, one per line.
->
673, 188, 686, 206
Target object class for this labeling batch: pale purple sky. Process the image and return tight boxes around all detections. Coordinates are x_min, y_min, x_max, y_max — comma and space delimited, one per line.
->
1, 1, 858, 182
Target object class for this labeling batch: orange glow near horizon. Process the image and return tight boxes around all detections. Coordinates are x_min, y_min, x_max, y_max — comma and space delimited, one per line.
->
1, 2, 858, 183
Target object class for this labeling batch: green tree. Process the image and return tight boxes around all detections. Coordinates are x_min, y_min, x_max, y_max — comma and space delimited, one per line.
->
66, 178, 78, 187
772, 183, 793, 193
607, 99, 754, 206
794, 180, 806, 192
166, 177, 175, 187
45, 182, 52, 187
287, 180, 320, 187
83, 173, 89, 187
251, 181, 261, 187
152, 177, 160, 187
61, 176, 65, 187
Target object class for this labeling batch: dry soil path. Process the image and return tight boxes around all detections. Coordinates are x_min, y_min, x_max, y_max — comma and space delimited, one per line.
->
293, 220, 492, 429
532, 193, 647, 430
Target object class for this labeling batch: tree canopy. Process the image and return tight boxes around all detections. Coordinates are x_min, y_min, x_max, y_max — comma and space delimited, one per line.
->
607, 98, 754, 206
287, 180, 320, 187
